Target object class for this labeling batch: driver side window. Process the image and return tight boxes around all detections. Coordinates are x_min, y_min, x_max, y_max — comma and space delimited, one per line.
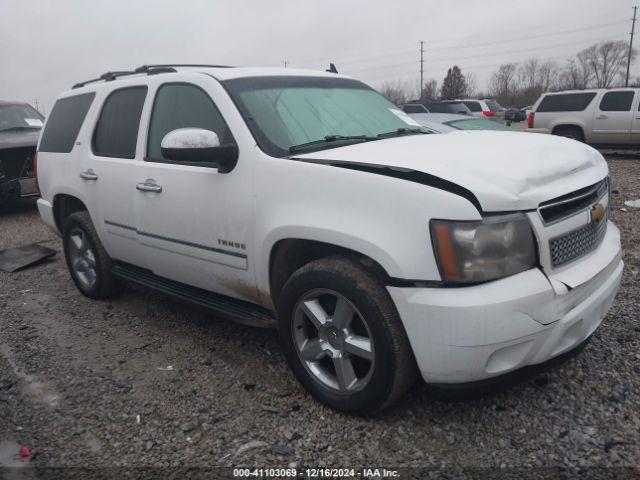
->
146, 83, 234, 162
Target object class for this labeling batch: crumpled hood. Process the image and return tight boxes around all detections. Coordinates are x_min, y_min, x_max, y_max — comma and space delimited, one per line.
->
0, 129, 41, 150
294, 131, 608, 212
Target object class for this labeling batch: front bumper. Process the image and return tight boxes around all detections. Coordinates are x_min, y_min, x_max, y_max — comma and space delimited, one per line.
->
388, 236, 623, 385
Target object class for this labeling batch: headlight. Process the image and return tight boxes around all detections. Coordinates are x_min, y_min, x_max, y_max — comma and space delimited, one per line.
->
430, 215, 536, 283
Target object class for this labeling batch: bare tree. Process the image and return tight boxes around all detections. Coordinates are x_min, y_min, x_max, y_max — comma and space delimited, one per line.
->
580, 40, 635, 88
517, 58, 558, 104
463, 72, 477, 98
558, 52, 593, 90
420, 78, 438, 100
379, 79, 413, 105
489, 63, 518, 104
440, 65, 469, 100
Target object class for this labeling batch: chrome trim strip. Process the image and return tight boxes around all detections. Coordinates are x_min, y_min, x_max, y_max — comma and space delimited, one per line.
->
104, 220, 247, 259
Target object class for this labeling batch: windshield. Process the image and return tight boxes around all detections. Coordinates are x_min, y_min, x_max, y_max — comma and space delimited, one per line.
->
445, 118, 513, 131
224, 76, 426, 156
0, 104, 44, 133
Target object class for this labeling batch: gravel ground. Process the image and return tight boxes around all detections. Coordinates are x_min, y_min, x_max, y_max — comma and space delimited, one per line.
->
0, 158, 638, 475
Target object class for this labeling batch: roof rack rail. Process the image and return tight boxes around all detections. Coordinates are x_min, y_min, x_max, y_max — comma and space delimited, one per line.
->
134, 64, 234, 72
72, 64, 233, 89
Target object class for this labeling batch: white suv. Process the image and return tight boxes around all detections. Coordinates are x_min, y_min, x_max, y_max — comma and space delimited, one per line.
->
36, 65, 623, 413
529, 88, 640, 146
460, 99, 505, 122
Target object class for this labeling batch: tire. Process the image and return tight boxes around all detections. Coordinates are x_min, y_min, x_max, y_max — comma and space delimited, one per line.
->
62, 211, 122, 299
554, 126, 584, 143
277, 256, 417, 414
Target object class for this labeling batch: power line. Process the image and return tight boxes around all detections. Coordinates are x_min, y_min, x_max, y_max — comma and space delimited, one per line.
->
426, 19, 628, 52
345, 34, 626, 75
293, 18, 627, 68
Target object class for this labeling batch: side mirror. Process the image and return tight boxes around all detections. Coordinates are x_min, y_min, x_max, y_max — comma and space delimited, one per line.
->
160, 128, 238, 173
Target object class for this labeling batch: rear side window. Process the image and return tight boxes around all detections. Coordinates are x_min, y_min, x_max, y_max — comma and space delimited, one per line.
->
39, 93, 95, 153
463, 101, 482, 112
599, 91, 635, 111
537, 93, 597, 112
485, 100, 504, 112
402, 104, 428, 114
93, 87, 147, 159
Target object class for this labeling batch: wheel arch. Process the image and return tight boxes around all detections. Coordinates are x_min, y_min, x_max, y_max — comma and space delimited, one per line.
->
52, 194, 89, 234
551, 123, 586, 140
267, 237, 396, 311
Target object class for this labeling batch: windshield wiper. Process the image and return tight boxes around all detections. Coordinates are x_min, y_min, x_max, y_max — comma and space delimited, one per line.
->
289, 135, 377, 154
376, 127, 427, 139
0, 126, 41, 133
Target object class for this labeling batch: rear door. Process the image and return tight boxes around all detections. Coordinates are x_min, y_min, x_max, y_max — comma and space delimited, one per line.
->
591, 90, 635, 145
83, 86, 148, 266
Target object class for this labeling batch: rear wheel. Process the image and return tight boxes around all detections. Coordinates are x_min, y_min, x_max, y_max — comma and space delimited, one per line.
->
278, 256, 417, 413
553, 126, 584, 142
63, 211, 122, 299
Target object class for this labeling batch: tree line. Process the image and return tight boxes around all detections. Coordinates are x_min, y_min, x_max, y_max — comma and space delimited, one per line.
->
379, 40, 636, 107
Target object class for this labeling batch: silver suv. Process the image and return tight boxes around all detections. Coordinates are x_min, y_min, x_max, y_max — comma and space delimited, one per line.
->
528, 88, 640, 146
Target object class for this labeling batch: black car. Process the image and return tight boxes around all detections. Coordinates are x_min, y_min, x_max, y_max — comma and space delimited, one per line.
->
504, 107, 527, 123
402, 100, 472, 116
0, 101, 43, 202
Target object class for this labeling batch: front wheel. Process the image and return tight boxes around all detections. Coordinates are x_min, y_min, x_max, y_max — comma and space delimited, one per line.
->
278, 256, 417, 414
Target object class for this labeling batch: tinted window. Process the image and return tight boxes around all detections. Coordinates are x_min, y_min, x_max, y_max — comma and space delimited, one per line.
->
39, 93, 95, 153
93, 87, 147, 159
463, 101, 482, 112
402, 104, 428, 114
485, 100, 504, 112
537, 93, 597, 112
599, 91, 634, 111
147, 84, 233, 162
442, 102, 472, 115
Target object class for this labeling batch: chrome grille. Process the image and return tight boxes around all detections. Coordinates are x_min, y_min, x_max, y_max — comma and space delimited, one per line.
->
539, 178, 608, 224
549, 214, 608, 267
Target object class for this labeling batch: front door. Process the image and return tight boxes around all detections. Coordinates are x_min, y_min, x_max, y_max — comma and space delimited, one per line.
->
591, 90, 635, 145
133, 79, 259, 304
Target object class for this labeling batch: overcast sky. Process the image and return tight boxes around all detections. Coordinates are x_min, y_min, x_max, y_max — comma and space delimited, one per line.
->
1, 0, 636, 113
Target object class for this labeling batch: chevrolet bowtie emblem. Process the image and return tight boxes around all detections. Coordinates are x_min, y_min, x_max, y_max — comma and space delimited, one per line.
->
591, 203, 605, 223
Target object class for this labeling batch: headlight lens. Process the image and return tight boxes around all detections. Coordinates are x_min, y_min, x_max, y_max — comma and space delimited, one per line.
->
430, 215, 536, 283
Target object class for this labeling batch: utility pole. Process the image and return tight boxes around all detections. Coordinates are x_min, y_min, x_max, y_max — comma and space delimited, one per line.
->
626, 6, 637, 87
420, 41, 424, 99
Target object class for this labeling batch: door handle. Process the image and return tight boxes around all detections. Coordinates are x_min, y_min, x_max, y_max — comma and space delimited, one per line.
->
79, 169, 98, 181
136, 181, 162, 193
596, 115, 608, 120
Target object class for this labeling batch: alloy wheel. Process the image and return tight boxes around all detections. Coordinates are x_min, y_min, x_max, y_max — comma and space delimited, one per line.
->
292, 289, 375, 393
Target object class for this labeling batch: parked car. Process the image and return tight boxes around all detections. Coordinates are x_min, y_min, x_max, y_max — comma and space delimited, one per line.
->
0, 101, 44, 202
36, 65, 622, 413
459, 99, 506, 122
528, 88, 640, 146
407, 113, 514, 132
401, 100, 472, 115
504, 106, 527, 123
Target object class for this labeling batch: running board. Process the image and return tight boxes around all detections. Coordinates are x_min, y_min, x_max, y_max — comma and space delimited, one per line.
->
111, 262, 277, 329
